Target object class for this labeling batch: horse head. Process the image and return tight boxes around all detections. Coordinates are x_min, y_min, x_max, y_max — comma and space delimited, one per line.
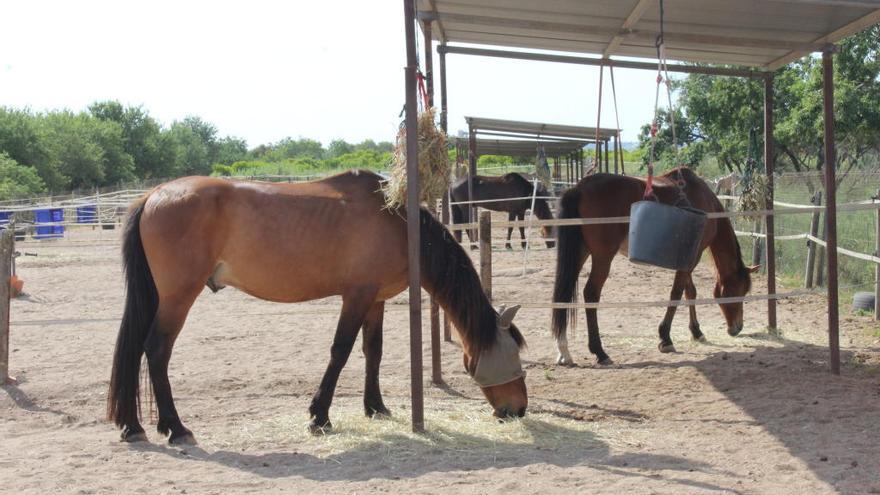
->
463, 305, 528, 418
715, 264, 760, 336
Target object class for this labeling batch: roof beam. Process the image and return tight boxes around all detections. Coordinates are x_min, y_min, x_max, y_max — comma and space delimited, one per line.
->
603, 0, 654, 58
440, 44, 769, 79
425, 0, 446, 43
419, 11, 827, 52
765, 8, 880, 70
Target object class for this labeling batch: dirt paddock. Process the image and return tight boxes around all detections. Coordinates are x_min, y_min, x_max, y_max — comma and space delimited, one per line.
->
2, 218, 880, 494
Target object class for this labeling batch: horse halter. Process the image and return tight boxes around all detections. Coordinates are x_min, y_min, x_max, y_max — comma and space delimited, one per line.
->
472, 305, 525, 388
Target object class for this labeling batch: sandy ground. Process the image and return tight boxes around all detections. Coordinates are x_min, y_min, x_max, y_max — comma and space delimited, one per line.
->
2, 215, 880, 495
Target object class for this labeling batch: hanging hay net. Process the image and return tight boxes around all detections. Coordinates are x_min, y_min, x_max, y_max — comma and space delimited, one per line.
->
383, 107, 450, 209
738, 172, 769, 213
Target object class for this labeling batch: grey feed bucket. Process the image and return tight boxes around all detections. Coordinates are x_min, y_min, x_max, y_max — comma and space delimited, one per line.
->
628, 201, 707, 271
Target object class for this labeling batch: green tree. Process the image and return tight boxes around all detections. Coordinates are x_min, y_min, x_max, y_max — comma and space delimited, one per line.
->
327, 139, 354, 158
0, 153, 45, 200
216, 136, 248, 165
89, 101, 171, 179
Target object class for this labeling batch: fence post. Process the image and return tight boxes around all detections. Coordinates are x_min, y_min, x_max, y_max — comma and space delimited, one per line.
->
441, 194, 452, 342
751, 217, 764, 268
875, 188, 879, 321
804, 191, 822, 288
1, 229, 13, 384
816, 207, 827, 287
479, 210, 492, 301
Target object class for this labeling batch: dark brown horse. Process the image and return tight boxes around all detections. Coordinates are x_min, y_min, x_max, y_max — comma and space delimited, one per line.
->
107, 170, 528, 445
450, 173, 555, 249
551, 168, 758, 365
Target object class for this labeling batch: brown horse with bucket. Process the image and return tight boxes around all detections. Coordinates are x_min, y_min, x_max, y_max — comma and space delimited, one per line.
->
551, 168, 758, 366
450, 173, 555, 249
108, 170, 527, 444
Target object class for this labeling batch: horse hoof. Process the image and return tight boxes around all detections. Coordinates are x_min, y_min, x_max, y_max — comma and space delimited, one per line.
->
597, 357, 614, 366
169, 432, 197, 446
556, 353, 575, 366
120, 429, 148, 443
693, 335, 708, 343
308, 419, 332, 435
658, 343, 677, 353
366, 406, 392, 419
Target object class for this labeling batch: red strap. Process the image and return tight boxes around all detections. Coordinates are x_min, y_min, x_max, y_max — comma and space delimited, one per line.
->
416, 71, 429, 108
644, 163, 655, 199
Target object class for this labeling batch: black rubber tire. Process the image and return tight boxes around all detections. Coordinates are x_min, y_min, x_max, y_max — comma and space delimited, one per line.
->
852, 292, 876, 313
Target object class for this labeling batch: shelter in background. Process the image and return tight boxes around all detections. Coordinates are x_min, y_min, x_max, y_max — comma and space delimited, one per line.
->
400, 0, 880, 431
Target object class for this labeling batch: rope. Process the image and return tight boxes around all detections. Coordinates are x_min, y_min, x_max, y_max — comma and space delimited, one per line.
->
502, 289, 814, 311
595, 63, 604, 168
609, 65, 624, 175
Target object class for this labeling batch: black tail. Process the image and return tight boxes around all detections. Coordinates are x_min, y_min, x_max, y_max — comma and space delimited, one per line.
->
551, 189, 588, 340
418, 208, 524, 353
107, 199, 158, 428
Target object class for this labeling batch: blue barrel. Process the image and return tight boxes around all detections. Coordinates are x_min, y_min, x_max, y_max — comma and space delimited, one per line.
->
76, 205, 98, 224
628, 201, 707, 271
34, 208, 65, 239
0, 211, 10, 229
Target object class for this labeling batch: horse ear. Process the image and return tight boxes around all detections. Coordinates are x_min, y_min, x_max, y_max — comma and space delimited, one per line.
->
747, 265, 761, 273
498, 304, 521, 330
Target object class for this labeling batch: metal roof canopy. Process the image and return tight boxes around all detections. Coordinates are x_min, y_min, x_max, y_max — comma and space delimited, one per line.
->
458, 137, 588, 158
466, 116, 618, 142
418, 0, 880, 71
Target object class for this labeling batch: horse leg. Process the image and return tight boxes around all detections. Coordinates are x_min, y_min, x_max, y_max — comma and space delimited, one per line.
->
362, 301, 390, 418
584, 256, 613, 365
506, 211, 515, 250
309, 286, 378, 433
519, 212, 527, 249
451, 205, 464, 243
657, 271, 688, 353
144, 293, 200, 445
685, 274, 706, 342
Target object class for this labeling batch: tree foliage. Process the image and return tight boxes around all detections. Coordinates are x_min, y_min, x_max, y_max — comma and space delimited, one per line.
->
636, 25, 880, 177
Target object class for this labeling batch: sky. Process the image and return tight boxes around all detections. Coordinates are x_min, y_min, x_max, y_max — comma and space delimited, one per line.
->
0, 0, 663, 149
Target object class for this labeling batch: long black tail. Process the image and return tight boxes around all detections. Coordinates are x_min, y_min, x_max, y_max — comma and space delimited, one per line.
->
418, 208, 525, 353
551, 189, 588, 340
107, 199, 158, 428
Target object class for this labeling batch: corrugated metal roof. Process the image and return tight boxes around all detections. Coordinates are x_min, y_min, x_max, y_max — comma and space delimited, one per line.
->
418, 0, 880, 70
466, 116, 619, 140
457, 137, 588, 157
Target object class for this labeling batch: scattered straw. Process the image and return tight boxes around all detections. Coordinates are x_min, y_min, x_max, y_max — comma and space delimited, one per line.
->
214, 398, 605, 465
384, 107, 450, 209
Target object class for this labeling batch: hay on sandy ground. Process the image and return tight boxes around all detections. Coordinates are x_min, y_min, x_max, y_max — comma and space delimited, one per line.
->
384, 107, 450, 209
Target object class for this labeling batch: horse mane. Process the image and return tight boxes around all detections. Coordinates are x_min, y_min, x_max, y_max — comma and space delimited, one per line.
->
418, 208, 525, 354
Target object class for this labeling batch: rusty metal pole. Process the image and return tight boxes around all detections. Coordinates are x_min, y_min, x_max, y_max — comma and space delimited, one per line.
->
438, 42, 452, 343
764, 75, 777, 330
422, 20, 441, 385
0, 230, 12, 384
468, 124, 477, 243
402, 0, 425, 431
875, 188, 879, 321
479, 210, 492, 300
822, 47, 840, 375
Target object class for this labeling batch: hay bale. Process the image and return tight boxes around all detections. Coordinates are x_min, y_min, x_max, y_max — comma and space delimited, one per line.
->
384, 108, 450, 209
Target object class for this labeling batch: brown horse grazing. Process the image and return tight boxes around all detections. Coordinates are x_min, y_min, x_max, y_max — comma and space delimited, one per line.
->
107, 170, 528, 445
551, 168, 758, 366
450, 173, 555, 249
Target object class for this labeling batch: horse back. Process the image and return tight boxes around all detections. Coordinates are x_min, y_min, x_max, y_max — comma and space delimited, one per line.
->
138, 171, 408, 303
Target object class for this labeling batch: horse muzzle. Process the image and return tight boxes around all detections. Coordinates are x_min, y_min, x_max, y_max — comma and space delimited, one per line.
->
727, 322, 744, 336
494, 405, 527, 419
